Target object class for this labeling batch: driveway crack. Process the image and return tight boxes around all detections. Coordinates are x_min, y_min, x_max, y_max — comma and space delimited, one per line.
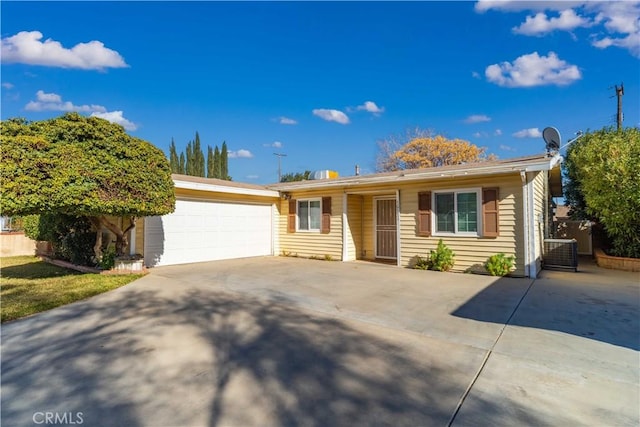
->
447, 278, 537, 427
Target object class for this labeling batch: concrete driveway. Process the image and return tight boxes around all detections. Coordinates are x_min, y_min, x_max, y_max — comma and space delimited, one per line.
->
2, 257, 638, 426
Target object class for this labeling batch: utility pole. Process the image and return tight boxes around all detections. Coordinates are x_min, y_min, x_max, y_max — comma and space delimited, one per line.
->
615, 83, 624, 130
273, 152, 287, 182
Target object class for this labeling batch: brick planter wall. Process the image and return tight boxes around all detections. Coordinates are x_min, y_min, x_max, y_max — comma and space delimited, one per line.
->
594, 248, 640, 272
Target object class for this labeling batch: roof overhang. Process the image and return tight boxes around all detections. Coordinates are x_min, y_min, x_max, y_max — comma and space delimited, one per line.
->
270, 154, 564, 192
173, 179, 280, 198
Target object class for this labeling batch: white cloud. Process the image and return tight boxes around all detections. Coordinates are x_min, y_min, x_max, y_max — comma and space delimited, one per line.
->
246, 174, 259, 179
464, 114, 491, 124
34, 90, 61, 103
477, 1, 640, 57
590, 1, 640, 57
1, 31, 128, 70
228, 149, 253, 158
592, 33, 640, 56
25, 90, 107, 113
475, 1, 584, 14
263, 141, 283, 148
472, 71, 481, 79
312, 108, 350, 125
513, 128, 542, 138
277, 116, 297, 125
494, 129, 503, 136
90, 111, 136, 131
593, 1, 640, 34
500, 144, 516, 151
513, 9, 592, 35
25, 90, 136, 130
485, 51, 581, 87
473, 132, 484, 138
356, 101, 385, 115
2, 82, 14, 89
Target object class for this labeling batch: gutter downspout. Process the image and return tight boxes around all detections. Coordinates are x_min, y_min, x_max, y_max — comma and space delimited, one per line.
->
342, 193, 348, 262
527, 172, 538, 278
521, 171, 530, 278
360, 196, 364, 259
129, 221, 136, 256
396, 189, 401, 267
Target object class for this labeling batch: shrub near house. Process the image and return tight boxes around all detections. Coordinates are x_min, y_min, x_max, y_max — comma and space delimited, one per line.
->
564, 127, 640, 258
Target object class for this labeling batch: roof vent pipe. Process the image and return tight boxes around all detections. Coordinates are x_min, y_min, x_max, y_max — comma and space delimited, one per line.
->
355, 165, 360, 176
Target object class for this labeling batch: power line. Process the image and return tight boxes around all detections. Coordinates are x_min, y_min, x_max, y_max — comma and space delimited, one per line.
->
273, 152, 287, 182
610, 83, 624, 130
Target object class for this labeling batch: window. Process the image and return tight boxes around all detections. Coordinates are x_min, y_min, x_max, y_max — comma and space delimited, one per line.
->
433, 190, 480, 235
297, 199, 321, 231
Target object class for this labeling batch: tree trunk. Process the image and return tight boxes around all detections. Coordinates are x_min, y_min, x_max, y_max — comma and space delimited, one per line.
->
90, 217, 104, 261
93, 216, 136, 257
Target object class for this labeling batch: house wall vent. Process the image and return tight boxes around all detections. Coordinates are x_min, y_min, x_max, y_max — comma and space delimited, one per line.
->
543, 238, 578, 271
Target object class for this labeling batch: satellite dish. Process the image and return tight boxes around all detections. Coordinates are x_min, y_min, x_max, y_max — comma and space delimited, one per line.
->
543, 127, 561, 153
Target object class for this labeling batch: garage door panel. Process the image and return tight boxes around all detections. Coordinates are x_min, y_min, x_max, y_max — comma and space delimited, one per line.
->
145, 199, 272, 267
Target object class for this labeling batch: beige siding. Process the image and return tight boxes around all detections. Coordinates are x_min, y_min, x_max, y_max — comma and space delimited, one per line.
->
397, 174, 526, 276
360, 196, 375, 260
278, 189, 344, 260
532, 171, 546, 274
345, 194, 376, 261
346, 195, 362, 261
134, 217, 145, 255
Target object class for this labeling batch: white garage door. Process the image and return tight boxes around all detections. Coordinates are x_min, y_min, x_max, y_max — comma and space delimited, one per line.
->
144, 199, 273, 267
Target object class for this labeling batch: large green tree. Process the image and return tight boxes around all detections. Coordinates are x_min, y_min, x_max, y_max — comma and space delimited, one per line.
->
212, 145, 221, 178
221, 141, 229, 180
169, 138, 180, 173
1, 113, 176, 259
193, 132, 205, 177
564, 126, 640, 258
170, 133, 230, 180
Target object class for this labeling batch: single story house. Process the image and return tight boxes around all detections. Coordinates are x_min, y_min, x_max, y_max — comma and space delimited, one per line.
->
129, 153, 563, 278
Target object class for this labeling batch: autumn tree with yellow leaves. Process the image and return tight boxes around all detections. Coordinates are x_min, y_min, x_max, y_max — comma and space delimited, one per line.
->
376, 128, 494, 172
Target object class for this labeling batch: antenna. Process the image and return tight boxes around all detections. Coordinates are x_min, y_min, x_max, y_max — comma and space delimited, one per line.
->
559, 131, 583, 151
542, 127, 561, 154
273, 152, 287, 182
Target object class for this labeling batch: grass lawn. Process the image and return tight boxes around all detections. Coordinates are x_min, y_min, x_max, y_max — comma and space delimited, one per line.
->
0, 256, 142, 323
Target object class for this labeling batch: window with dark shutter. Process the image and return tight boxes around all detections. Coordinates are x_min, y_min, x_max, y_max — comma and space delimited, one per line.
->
321, 197, 331, 234
287, 199, 297, 233
417, 191, 431, 237
482, 188, 499, 237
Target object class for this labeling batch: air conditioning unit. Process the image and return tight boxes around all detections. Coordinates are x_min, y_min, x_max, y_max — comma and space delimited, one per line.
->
543, 239, 578, 271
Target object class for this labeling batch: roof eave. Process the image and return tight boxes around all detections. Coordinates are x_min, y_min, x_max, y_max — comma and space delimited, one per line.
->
173, 179, 280, 198
271, 154, 564, 192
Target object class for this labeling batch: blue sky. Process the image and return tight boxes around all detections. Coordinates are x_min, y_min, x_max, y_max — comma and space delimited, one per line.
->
2, 1, 639, 184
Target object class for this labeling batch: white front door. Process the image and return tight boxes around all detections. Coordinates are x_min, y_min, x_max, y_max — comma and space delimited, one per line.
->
375, 198, 397, 259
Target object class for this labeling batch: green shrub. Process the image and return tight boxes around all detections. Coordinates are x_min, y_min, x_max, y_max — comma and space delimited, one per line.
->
428, 239, 455, 272
413, 256, 430, 270
99, 245, 117, 270
484, 253, 515, 276
22, 214, 96, 266
23, 215, 49, 241
565, 127, 640, 258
